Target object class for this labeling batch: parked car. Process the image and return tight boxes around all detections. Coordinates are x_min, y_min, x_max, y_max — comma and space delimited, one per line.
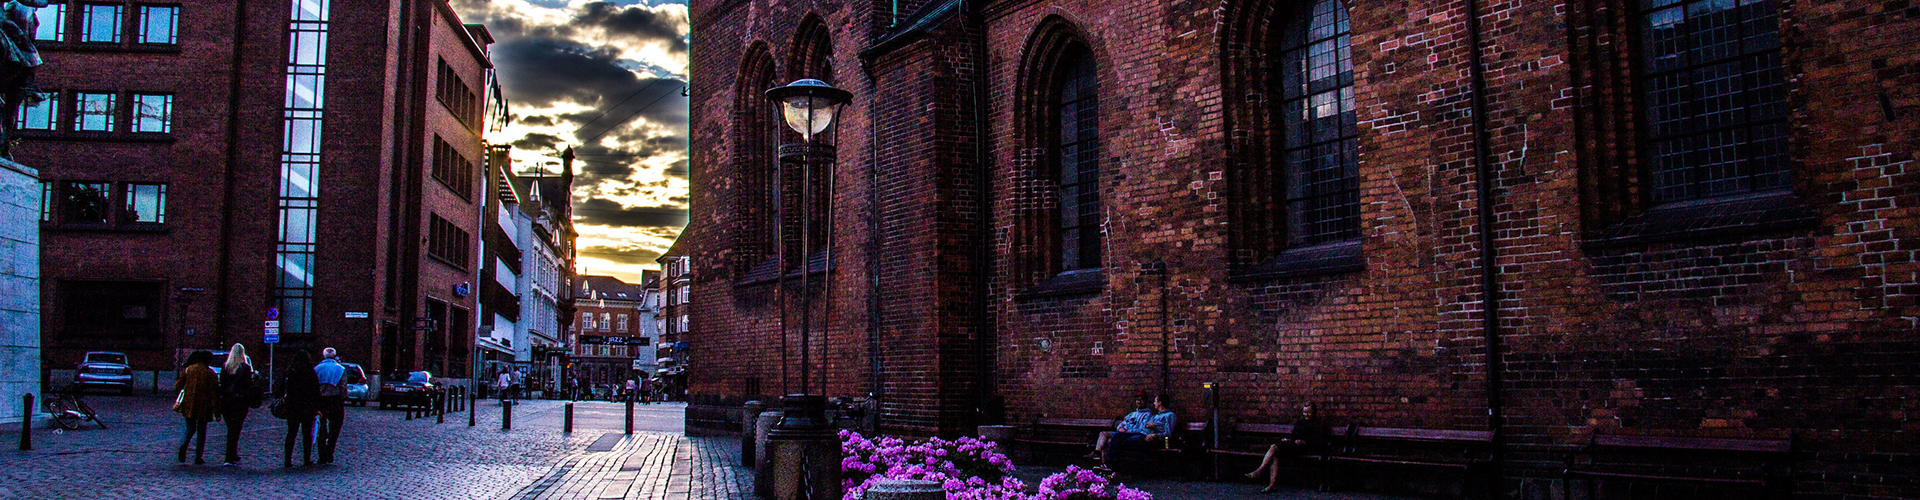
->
341, 363, 371, 406
73, 351, 134, 394
378, 371, 437, 409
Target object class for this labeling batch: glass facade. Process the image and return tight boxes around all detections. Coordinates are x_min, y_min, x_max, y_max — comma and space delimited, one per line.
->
272, 0, 331, 336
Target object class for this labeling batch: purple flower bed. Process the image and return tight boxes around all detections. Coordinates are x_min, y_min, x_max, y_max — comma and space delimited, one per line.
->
840, 430, 1152, 500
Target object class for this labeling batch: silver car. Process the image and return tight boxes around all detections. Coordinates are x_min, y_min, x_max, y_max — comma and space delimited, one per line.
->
73, 351, 133, 394
341, 362, 371, 406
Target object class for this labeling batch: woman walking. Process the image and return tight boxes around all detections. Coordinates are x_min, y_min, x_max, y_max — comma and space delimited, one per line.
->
217, 343, 260, 466
173, 351, 219, 465
278, 349, 321, 467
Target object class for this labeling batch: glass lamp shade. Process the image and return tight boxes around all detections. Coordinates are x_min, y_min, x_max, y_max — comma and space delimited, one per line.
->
781, 95, 838, 140
766, 79, 853, 142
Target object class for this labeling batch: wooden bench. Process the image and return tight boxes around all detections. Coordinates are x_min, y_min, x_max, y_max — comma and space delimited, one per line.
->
1207, 423, 1294, 479
1014, 417, 1115, 461
1562, 433, 1794, 500
1324, 426, 1495, 498
1110, 420, 1211, 478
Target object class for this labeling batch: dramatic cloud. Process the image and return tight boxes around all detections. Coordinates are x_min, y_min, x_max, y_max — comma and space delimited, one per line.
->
452, 0, 690, 285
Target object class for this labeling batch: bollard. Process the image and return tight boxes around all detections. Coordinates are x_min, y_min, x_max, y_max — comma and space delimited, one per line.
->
564, 402, 574, 433
753, 411, 781, 498
863, 479, 944, 500
502, 399, 512, 430
406, 399, 414, 420
436, 392, 445, 423
19, 394, 32, 451
742, 401, 765, 466
151, 371, 159, 395
624, 399, 634, 435
468, 387, 476, 427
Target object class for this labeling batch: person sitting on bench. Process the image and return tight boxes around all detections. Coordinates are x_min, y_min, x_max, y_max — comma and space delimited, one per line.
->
1091, 394, 1177, 468
1245, 401, 1327, 493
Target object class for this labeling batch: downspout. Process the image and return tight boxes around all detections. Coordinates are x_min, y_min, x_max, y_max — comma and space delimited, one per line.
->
216, 0, 250, 344
861, 59, 883, 430
1463, 0, 1505, 489
965, 0, 997, 428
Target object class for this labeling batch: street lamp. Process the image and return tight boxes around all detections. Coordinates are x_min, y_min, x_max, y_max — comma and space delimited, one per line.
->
763, 78, 850, 500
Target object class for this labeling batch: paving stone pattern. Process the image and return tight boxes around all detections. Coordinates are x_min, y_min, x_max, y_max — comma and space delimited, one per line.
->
0, 394, 748, 500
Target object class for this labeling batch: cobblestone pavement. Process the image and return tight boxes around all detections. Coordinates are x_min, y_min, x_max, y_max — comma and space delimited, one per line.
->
0, 393, 746, 500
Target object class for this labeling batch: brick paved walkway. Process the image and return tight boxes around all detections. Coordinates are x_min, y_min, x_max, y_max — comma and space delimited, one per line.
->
0, 393, 746, 500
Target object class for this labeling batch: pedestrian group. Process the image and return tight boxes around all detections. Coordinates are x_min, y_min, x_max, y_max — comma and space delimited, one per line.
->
172, 345, 353, 467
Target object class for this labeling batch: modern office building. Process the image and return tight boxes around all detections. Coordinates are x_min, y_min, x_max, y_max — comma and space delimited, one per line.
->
27, 0, 497, 382
685, 0, 1918, 496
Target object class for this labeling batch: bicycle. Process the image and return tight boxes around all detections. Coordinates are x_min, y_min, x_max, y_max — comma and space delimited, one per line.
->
43, 389, 106, 430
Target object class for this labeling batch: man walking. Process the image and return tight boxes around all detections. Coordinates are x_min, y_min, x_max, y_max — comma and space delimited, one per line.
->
313, 347, 348, 464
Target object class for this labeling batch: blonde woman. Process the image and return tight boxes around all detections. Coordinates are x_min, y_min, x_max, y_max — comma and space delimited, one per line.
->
217, 344, 261, 466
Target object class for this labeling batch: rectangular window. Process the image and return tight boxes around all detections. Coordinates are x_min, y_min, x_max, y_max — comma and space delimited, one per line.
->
431, 137, 473, 199
1639, 0, 1789, 203
60, 181, 110, 224
137, 5, 177, 44
426, 214, 471, 268
581, 312, 594, 330
600, 313, 611, 332
16, 91, 56, 130
79, 4, 122, 43
74, 92, 114, 131
38, 182, 52, 222
131, 93, 170, 133
33, 3, 65, 42
57, 281, 166, 348
616, 314, 628, 332
124, 183, 165, 223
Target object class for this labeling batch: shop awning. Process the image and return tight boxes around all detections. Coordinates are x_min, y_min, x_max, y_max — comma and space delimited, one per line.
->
475, 336, 513, 355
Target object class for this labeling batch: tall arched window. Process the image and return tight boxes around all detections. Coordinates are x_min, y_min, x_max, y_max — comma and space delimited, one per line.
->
1051, 47, 1100, 271
1638, 0, 1787, 203
1274, 0, 1356, 248
732, 45, 778, 279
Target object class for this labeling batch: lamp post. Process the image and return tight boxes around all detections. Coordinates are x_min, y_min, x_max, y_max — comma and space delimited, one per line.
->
763, 78, 850, 500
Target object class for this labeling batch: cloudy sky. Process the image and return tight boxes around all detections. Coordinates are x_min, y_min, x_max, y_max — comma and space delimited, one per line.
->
449, 0, 691, 285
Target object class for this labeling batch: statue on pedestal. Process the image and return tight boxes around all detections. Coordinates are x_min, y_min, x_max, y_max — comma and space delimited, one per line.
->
0, 0, 48, 160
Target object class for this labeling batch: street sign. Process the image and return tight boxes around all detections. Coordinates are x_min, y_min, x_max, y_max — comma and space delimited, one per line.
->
265, 320, 281, 344
266, 307, 279, 320
344, 311, 369, 318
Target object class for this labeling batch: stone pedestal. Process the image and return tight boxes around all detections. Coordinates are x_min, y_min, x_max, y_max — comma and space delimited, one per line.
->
0, 158, 40, 426
862, 479, 943, 500
742, 400, 765, 464
754, 410, 782, 497
977, 425, 1017, 444
767, 395, 840, 500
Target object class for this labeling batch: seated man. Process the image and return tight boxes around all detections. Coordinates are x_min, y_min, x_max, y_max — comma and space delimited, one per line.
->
1244, 401, 1327, 493
1092, 394, 1177, 467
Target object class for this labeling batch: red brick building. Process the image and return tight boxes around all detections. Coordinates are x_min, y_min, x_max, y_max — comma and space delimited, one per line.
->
570, 273, 657, 392
28, 0, 496, 383
685, 0, 1917, 496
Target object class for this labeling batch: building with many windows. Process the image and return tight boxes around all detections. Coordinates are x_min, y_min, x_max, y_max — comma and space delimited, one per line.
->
685, 0, 1918, 496
476, 145, 577, 394
569, 273, 655, 395
27, 0, 498, 383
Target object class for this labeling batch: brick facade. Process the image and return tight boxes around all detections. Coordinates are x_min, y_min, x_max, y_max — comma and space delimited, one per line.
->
28, 0, 495, 383
685, 0, 1918, 496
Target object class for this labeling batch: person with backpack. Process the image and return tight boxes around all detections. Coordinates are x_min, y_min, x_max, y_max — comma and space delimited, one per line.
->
313, 347, 349, 465
217, 343, 263, 466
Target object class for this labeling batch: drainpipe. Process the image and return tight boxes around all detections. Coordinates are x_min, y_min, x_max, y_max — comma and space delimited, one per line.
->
1463, 0, 1506, 492
965, 0, 998, 429
861, 59, 884, 432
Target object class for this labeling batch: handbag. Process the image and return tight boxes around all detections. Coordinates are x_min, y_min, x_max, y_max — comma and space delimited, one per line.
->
268, 398, 288, 419
172, 390, 186, 412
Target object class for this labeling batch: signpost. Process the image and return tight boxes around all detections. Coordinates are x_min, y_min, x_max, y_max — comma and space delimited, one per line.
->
265, 307, 280, 392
